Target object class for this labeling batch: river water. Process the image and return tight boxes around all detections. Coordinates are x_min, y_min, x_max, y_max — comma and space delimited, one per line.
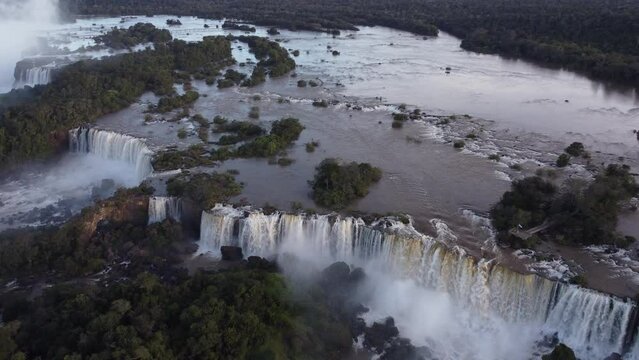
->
2, 15, 639, 343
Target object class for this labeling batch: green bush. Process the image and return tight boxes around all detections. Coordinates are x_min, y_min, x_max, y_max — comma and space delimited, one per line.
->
277, 157, 294, 166
248, 106, 260, 119
166, 172, 242, 210
305, 141, 320, 152
152, 144, 215, 171
311, 158, 382, 209
565, 142, 585, 157
155, 90, 200, 113
237, 118, 304, 158
96, 23, 172, 49
556, 153, 571, 167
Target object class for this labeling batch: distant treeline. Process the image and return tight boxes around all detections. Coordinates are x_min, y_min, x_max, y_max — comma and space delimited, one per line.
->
61, 0, 639, 85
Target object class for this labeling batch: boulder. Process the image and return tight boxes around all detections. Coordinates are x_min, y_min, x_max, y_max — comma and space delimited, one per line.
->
321, 261, 351, 285
541, 344, 576, 360
604, 354, 622, 360
364, 317, 400, 353
220, 246, 243, 261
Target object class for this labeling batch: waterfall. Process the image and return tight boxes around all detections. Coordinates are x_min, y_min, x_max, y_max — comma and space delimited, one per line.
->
69, 128, 154, 180
13, 66, 52, 88
199, 204, 638, 359
148, 196, 182, 224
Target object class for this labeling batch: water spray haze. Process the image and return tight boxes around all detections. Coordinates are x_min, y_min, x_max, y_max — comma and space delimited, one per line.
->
0, 0, 59, 92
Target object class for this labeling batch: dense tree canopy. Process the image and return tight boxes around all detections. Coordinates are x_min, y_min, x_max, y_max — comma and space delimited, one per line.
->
311, 158, 382, 210
96, 22, 172, 49
0, 36, 233, 167
61, 0, 639, 86
491, 164, 639, 248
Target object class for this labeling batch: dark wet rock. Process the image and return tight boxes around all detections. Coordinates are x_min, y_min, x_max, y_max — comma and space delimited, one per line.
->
364, 317, 400, 353
349, 267, 366, 283
381, 338, 425, 360
321, 261, 351, 285
351, 317, 367, 338
539, 332, 559, 348
246, 256, 277, 271
220, 246, 243, 261
604, 353, 623, 360
182, 242, 199, 254
542, 343, 576, 360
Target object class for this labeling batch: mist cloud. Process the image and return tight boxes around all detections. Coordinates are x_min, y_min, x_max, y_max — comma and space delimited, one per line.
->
0, 0, 59, 92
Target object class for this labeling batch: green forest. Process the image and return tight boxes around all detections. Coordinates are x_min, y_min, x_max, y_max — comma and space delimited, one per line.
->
0, 31, 233, 167
60, 0, 639, 86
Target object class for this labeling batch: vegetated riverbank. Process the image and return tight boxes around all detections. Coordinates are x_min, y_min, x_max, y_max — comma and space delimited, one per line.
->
60, 0, 639, 89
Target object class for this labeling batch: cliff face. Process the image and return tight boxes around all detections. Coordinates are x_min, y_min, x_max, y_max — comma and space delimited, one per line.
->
74, 190, 149, 243
12, 57, 73, 88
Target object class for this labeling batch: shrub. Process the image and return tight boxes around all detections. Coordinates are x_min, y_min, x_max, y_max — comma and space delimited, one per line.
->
191, 114, 209, 128
271, 117, 304, 142
249, 106, 260, 119
277, 157, 294, 166
297, 80, 307, 87
453, 140, 465, 149
391, 121, 403, 129
488, 154, 500, 161
177, 128, 187, 139
217, 78, 235, 88
237, 118, 304, 157
198, 127, 209, 142
166, 172, 242, 210
556, 153, 571, 167
310, 158, 382, 209
306, 141, 320, 152
213, 115, 229, 125
565, 142, 585, 157
155, 90, 200, 113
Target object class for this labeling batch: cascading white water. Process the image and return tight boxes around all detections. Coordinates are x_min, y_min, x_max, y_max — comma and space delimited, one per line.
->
69, 128, 154, 180
545, 285, 635, 357
148, 196, 182, 224
14, 66, 51, 87
199, 204, 638, 359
